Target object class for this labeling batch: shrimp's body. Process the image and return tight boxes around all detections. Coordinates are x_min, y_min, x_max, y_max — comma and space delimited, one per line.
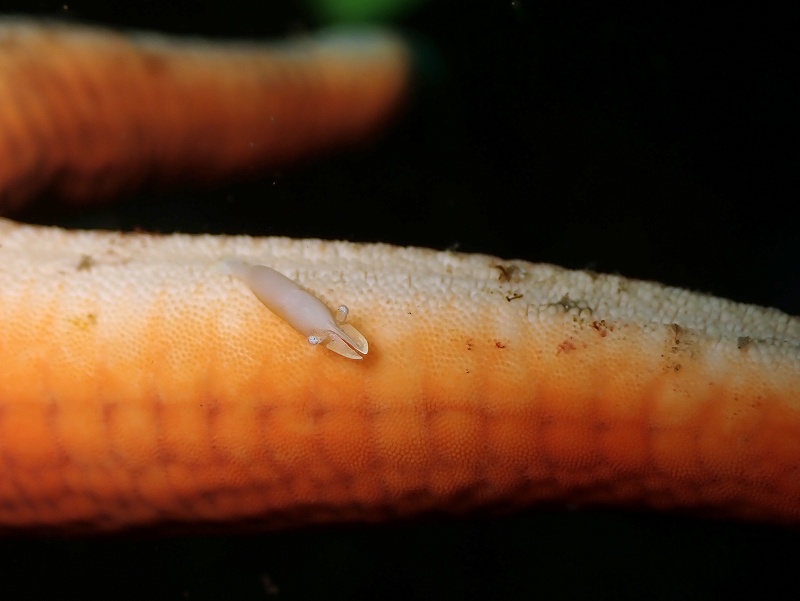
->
218, 258, 368, 360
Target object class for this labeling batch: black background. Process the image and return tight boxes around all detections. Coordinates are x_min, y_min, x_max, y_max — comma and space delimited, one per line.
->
0, 1, 798, 599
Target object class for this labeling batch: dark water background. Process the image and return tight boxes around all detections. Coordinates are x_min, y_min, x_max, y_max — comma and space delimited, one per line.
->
0, 1, 798, 598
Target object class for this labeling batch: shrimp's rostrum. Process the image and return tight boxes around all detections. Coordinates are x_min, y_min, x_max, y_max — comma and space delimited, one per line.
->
218, 258, 369, 360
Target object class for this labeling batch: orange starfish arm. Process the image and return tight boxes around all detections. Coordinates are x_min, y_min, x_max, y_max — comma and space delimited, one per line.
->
0, 19, 410, 213
0, 218, 797, 532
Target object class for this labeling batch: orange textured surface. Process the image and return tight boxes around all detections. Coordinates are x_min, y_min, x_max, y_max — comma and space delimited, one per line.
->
0, 20, 409, 213
0, 218, 798, 531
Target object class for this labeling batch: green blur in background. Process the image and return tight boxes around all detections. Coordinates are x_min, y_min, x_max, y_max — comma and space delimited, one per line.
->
304, 0, 428, 23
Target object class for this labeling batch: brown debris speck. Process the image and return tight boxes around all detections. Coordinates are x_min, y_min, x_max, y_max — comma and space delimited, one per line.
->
76, 254, 95, 271
494, 264, 521, 283
557, 339, 576, 354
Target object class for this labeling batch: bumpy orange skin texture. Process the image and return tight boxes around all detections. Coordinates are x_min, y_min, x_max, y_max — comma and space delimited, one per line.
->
0, 20, 409, 212
0, 219, 798, 531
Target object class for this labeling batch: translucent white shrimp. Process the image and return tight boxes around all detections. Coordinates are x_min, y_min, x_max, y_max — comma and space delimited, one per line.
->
217, 257, 368, 360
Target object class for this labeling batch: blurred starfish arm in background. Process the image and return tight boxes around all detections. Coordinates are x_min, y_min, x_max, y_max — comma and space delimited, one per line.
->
0, 20, 799, 533
0, 19, 410, 213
